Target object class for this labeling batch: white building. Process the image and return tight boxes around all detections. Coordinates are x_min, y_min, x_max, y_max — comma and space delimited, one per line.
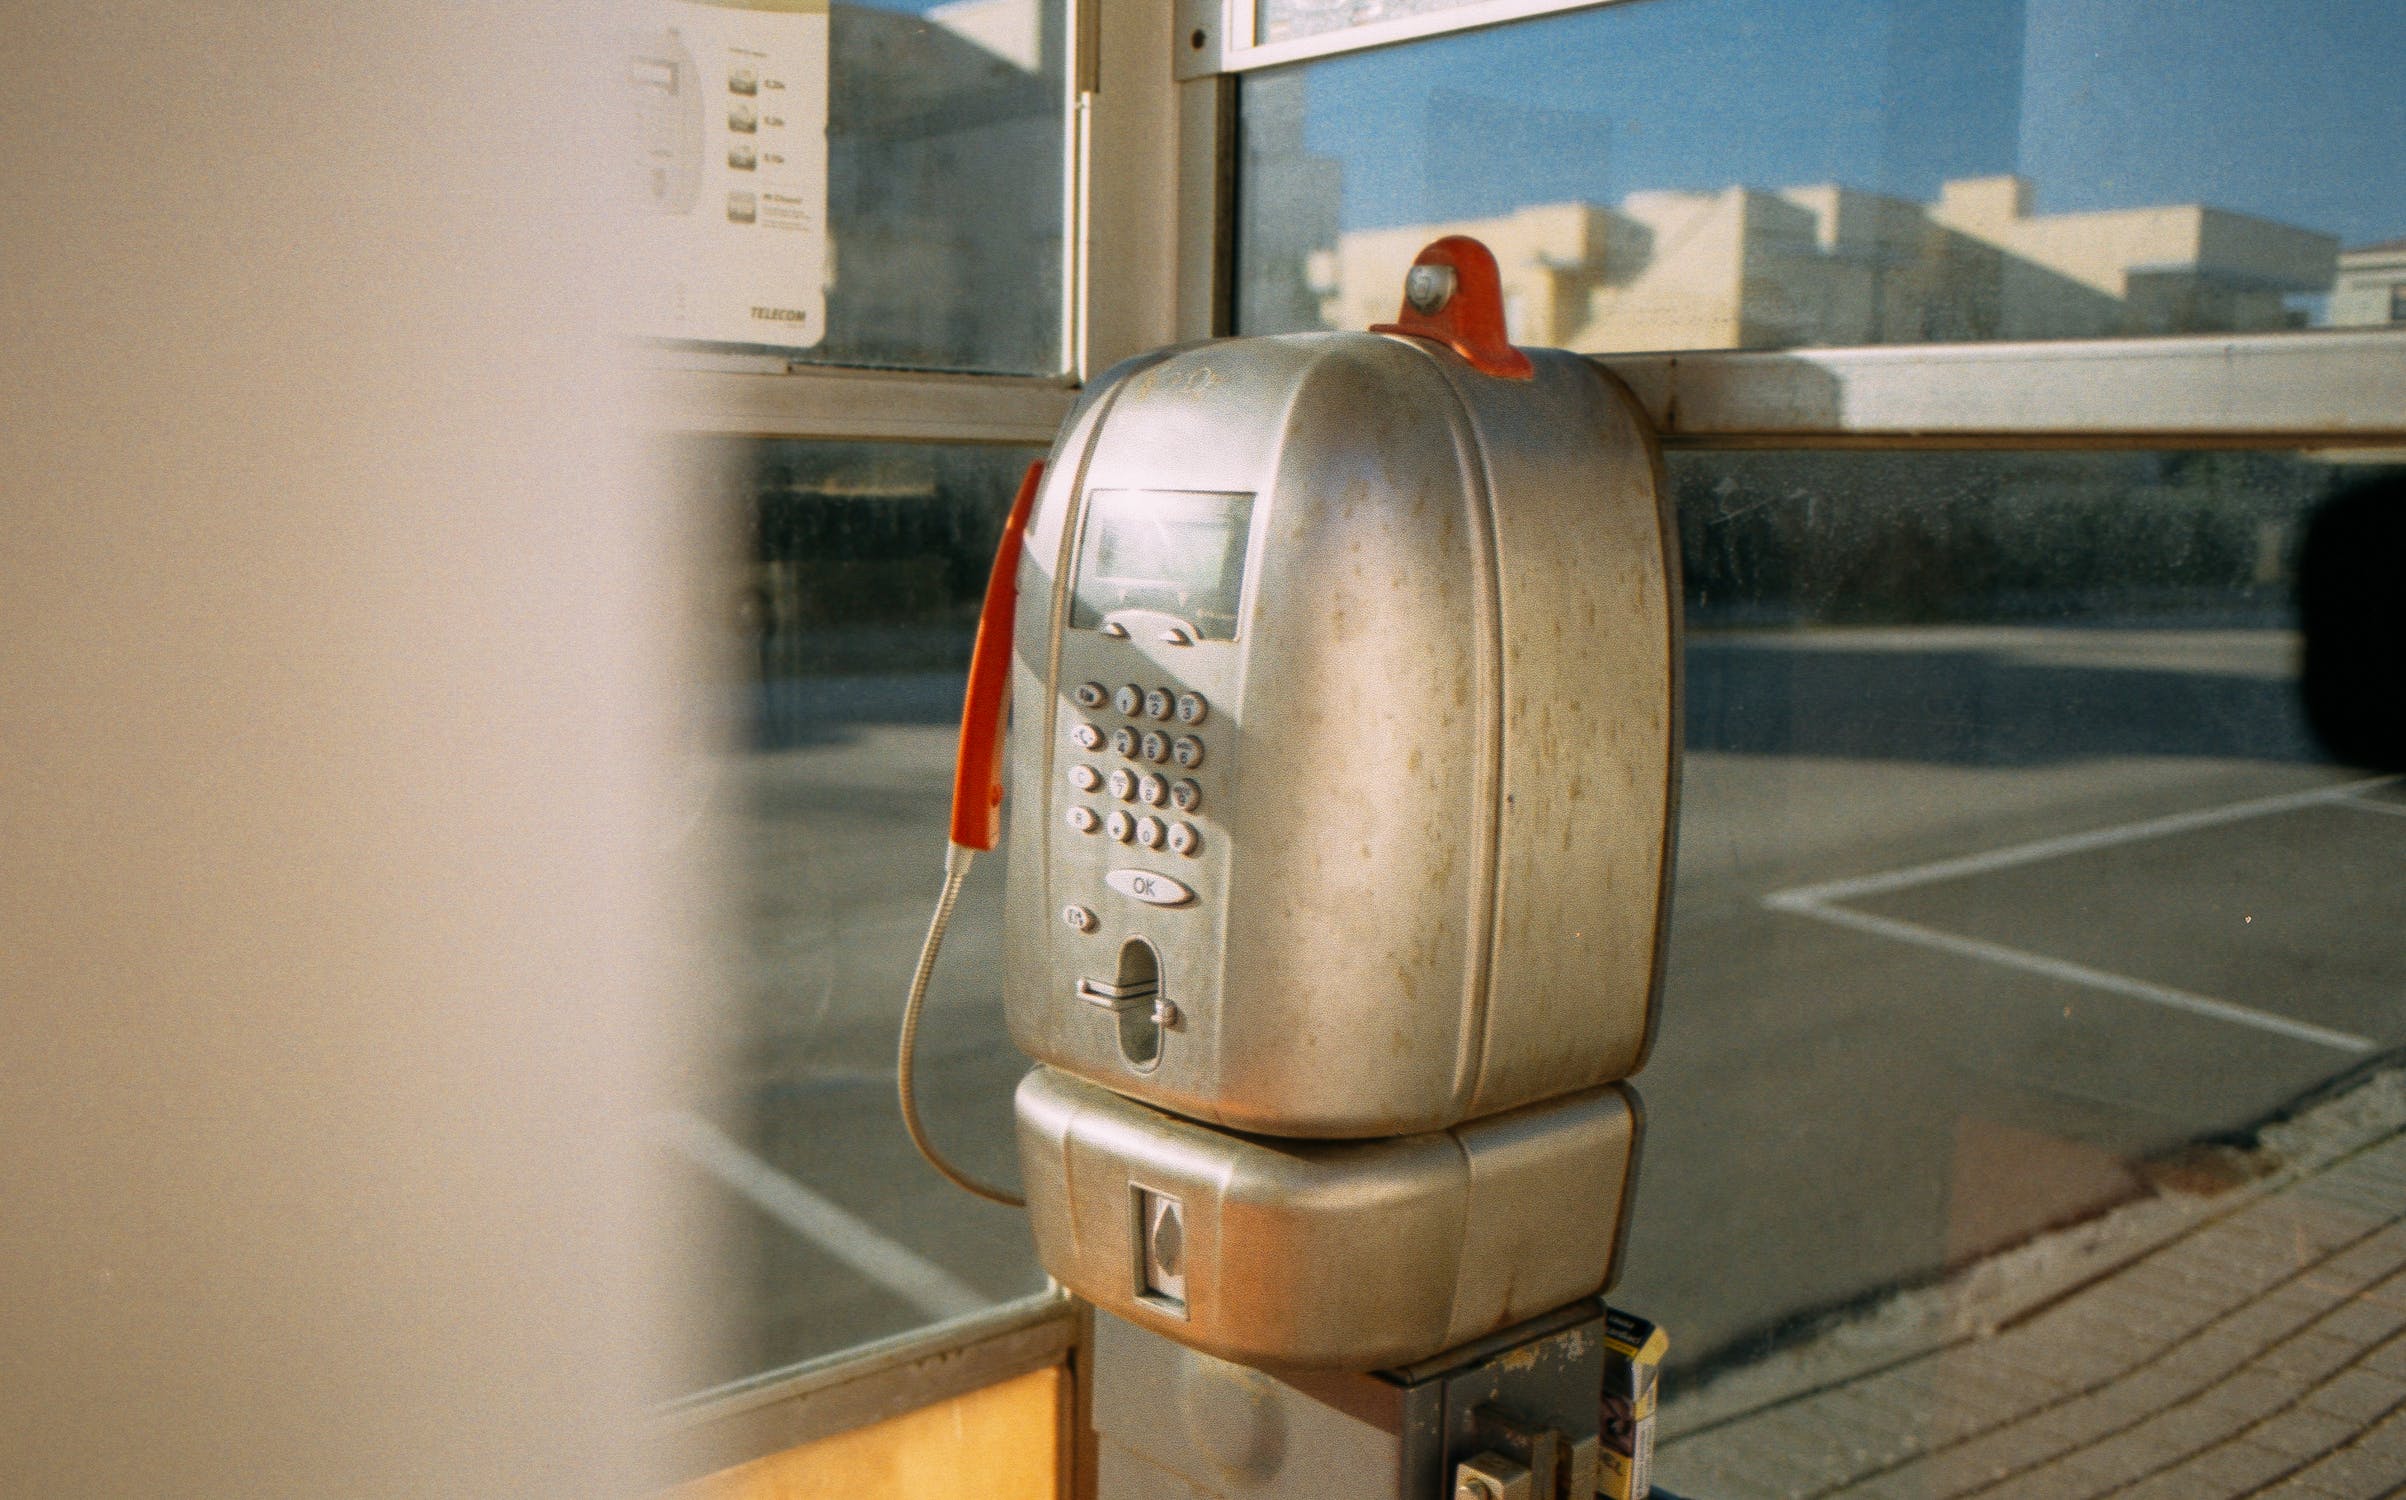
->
2331, 237, 2406, 326
1313, 175, 2339, 352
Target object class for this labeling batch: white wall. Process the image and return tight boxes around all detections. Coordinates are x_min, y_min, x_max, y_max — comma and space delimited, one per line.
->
1, 4, 709, 1494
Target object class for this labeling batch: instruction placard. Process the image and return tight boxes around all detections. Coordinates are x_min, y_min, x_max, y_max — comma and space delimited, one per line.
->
629, 0, 828, 348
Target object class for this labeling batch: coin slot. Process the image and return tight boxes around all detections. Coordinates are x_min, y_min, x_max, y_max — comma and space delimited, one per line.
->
1115, 938, 1162, 1071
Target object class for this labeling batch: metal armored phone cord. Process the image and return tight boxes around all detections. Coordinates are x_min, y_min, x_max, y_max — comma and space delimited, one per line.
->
897, 842, 1024, 1207
894, 458, 1043, 1210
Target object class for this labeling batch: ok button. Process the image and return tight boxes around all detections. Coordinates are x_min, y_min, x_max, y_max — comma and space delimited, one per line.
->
1106, 867, 1195, 907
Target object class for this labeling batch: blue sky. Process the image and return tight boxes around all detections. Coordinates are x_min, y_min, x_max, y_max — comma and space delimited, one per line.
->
1279, 0, 2406, 248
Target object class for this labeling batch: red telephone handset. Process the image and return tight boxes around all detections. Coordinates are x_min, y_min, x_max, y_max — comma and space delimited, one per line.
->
948, 459, 1045, 851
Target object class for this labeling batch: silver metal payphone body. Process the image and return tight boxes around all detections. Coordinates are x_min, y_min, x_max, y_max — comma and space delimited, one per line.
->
1001, 334, 1677, 1140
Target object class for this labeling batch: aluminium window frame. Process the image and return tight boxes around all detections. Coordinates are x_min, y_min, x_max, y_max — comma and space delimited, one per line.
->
660, 0, 2403, 1481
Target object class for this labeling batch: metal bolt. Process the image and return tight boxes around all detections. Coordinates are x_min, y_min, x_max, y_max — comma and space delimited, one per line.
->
1453, 1453, 1531, 1500
1405, 263, 1457, 314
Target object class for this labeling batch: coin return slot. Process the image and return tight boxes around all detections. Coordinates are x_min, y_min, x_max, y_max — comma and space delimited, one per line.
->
1134, 1187, 1187, 1316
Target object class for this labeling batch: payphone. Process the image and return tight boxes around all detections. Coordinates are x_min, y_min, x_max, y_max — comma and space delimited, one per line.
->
999, 270, 1677, 1143
901, 236, 1679, 1490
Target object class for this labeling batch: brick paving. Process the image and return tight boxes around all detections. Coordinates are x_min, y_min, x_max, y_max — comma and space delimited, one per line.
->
1661, 1087, 2406, 1500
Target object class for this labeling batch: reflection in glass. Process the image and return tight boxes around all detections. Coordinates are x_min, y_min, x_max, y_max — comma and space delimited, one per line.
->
817, 1, 1067, 372
695, 0, 1067, 373
679, 441, 1048, 1390
1618, 451, 2406, 1454
680, 432, 2406, 1433
1238, 0, 2406, 349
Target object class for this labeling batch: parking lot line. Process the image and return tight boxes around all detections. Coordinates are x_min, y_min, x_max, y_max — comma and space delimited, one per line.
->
1762, 775, 2398, 1055
1783, 901, 2374, 1054
1768, 776, 2400, 910
658, 1109, 990, 1320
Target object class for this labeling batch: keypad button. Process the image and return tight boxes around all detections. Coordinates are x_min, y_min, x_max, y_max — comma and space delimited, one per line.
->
1139, 730, 1170, 764
1065, 806, 1098, 834
1110, 726, 1138, 757
1169, 778, 1201, 813
1073, 681, 1106, 709
1167, 821, 1201, 857
1175, 692, 1208, 725
1105, 809, 1135, 842
1106, 867, 1193, 906
1063, 904, 1097, 932
1113, 684, 1143, 716
1107, 766, 1136, 801
1068, 764, 1100, 792
1137, 773, 1167, 806
1171, 735, 1205, 769
1135, 816, 1166, 849
1070, 722, 1103, 751
1143, 687, 1173, 720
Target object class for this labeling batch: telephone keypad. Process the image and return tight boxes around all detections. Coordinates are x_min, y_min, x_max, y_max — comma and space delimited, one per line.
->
1068, 662, 1216, 904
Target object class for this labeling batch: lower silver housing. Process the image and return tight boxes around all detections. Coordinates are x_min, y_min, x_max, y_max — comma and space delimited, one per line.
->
1015, 1066, 1642, 1371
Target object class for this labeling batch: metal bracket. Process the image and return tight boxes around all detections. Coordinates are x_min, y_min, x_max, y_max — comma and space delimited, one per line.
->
1461, 1404, 1601, 1500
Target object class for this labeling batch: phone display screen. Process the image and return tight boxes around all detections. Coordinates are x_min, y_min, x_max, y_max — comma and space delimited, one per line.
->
1070, 490, 1257, 641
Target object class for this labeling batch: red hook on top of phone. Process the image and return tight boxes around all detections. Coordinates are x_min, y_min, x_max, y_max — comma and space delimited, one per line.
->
949, 459, 1045, 851
1370, 234, 1535, 380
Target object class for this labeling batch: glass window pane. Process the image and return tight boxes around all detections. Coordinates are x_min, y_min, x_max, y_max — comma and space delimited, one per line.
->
1629, 450, 2406, 1485
650, 1, 1068, 374
676, 439, 1048, 1391
1237, 0, 2406, 349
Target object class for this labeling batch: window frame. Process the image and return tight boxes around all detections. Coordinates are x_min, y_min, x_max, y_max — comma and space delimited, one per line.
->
1174, 0, 1647, 79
